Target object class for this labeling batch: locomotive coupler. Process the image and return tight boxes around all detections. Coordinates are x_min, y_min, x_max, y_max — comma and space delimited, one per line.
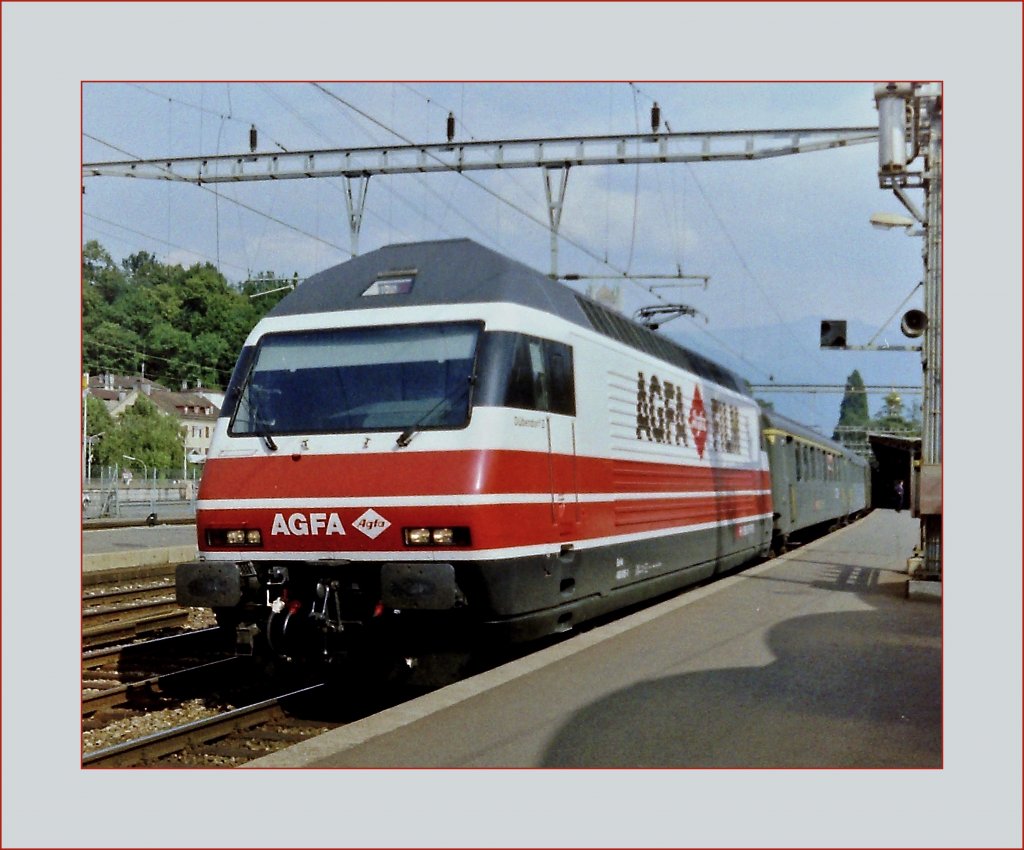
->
309, 580, 346, 633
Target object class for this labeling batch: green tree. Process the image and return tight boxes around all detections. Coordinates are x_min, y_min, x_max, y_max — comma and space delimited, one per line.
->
84, 320, 144, 375
83, 242, 291, 389
833, 369, 870, 448
94, 395, 184, 474
83, 240, 128, 304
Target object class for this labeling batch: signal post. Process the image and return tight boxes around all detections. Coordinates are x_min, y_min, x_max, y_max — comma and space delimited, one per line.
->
875, 82, 943, 584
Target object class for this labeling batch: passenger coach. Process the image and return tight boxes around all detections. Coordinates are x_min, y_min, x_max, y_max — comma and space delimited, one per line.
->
761, 409, 870, 553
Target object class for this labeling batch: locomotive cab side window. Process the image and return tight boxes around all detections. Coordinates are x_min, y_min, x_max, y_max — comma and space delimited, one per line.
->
476, 331, 575, 416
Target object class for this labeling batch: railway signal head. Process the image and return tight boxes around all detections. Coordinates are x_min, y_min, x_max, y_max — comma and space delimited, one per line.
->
820, 320, 847, 349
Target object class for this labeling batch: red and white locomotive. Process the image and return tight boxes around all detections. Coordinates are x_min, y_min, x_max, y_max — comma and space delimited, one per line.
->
176, 238, 783, 663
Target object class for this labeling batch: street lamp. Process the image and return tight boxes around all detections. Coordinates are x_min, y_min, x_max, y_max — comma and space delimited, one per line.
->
869, 211, 918, 232
85, 432, 104, 480
122, 454, 148, 477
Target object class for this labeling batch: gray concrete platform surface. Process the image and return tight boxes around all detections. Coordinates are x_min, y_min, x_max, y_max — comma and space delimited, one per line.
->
248, 510, 941, 768
82, 523, 197, 573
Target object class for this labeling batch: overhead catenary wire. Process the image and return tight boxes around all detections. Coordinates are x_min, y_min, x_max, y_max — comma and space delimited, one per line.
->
311, 82, 741, 356
626, 84, 643, 272
258, 84, 458, 248
83, 212, 250, 276
395, 82, 544, 229
619, 88, 835, 422
867, 281, 923, 346
83, 132, 352, 259
128, 83, 291, 153
310, 83, 642, 281
312, 83, 790, 393
303, 84, 521, 255
87, 84, 857, 426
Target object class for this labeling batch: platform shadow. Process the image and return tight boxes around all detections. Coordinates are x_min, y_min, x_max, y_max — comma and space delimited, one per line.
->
540, 606, 941, 768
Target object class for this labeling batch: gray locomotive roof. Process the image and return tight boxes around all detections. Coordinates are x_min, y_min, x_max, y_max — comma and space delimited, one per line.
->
269, 238, 749, 395
269, 238, 591, 325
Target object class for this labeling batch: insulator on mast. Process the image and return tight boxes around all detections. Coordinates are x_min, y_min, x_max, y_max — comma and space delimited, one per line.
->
446, 112, 455, 143
651, 102, 661, 134
249, 124, 257, 153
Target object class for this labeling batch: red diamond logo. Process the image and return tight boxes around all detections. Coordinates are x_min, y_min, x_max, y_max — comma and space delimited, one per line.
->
689, 386, 708, 459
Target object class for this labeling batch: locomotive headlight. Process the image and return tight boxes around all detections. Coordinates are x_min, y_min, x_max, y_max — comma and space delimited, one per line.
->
402, 526, 470, 547
207, 528, 264, 547
404, 527, 432, 546
431, 528, 454, 545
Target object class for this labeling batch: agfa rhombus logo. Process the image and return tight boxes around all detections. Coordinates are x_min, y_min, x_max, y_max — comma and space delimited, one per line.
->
353, 508, 391, 539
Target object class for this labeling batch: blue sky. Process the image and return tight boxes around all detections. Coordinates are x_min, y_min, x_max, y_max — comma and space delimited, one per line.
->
82, 80, 925, 428
3, 3, 1021, 849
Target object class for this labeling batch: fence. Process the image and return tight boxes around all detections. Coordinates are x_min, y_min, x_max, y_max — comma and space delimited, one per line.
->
82, 465, 202, 521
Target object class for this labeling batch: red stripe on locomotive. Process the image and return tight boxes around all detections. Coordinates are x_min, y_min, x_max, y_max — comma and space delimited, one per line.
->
197, 482, 772, 555
198, 449, 770, 499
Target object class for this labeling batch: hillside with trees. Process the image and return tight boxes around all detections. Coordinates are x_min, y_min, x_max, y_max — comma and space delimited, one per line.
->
82, 241, 293, 389
82, 242, 295, 476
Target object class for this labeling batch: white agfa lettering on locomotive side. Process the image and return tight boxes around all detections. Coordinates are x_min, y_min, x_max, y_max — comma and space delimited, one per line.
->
271, 512, 346, 536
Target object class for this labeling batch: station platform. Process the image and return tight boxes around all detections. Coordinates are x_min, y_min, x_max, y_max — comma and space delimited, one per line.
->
247, 510, 941, 768
81, 523, 196, 575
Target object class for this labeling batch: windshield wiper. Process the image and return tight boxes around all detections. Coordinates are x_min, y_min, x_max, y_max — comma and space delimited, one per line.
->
249, 391, 279, 451
396, 377, 473, 448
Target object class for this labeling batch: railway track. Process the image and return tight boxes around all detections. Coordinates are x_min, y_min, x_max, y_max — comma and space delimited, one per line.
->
82, 628, 217, 674
81, 627, 355, 767
82, 569, 197, 648
78, 529, 842, 768
83, 684, 339, 767
79, 557, 766, 767
82, 629, 232, 717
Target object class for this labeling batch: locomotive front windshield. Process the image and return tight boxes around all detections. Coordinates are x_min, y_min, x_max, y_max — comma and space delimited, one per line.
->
229, 322, 480, 437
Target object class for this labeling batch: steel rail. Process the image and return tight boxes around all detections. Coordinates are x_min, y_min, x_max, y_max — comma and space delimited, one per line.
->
82, 683, 327, 767
82, 609, 190, 648
82, 656, 239, 716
